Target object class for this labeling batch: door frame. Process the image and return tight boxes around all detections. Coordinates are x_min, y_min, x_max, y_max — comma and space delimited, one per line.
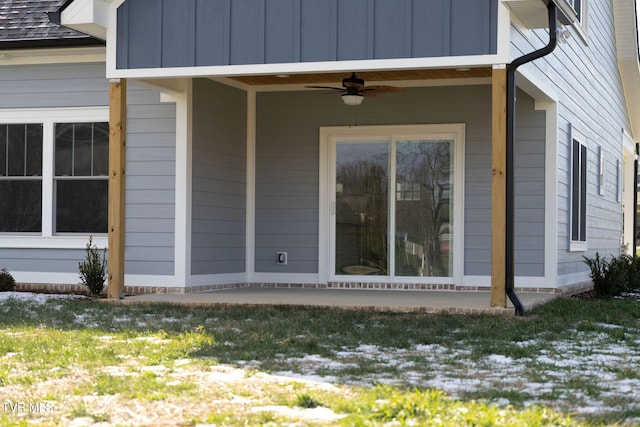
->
318, 124, 465, 285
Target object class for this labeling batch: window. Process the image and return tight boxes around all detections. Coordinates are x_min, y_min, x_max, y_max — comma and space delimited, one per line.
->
0, 108, 108, 239
616, 159, 622, 203
570, 130, 588, 250
568, 0, 588, 41
0, 124, 43, 232
598, 146, 605, 196
569, 0, 582, 21
54, 123, 109, 233
396, 182, 421, 201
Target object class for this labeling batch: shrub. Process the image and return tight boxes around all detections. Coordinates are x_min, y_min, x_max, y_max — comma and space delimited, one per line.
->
79, 236, 107, 296
0, 268, 16, 292
583, 252, 636, 297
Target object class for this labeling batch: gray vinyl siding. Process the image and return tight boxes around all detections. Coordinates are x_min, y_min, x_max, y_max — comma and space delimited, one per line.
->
0, 63, 176, 277
116, 0, 498, 70
0, 249, 88, 272
255, 85, 545, 276
125, 82, 176, 275
0, 62, 108, 108
511, 1, 631, 280
191, 79, 247, 275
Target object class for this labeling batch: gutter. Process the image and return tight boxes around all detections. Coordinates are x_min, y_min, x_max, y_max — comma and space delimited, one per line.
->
505, 2, 558, 316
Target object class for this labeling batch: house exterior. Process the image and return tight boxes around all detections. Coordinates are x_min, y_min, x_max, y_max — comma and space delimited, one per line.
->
1, 0, 639, 306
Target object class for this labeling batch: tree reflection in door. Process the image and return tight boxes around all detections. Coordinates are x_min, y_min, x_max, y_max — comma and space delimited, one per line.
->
335, 142, 389, 275
395, 140, 452, 277
335, 140, 453, 278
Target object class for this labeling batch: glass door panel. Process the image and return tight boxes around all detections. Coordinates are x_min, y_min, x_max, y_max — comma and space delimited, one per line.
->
335, 142, 389, 275
395, 140, 452, 277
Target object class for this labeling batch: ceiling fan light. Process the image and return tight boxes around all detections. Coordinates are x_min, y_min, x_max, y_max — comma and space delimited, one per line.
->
342, 94, 364, 106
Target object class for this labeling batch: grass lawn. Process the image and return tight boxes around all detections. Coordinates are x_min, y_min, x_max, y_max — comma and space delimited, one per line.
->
0, 294, 639, 426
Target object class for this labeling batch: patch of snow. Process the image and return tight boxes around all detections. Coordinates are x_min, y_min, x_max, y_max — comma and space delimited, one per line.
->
0, 291, 88, 303
595, 322, 624, 329
273, 370, 341, 385
485, 354, 514, 365
251, 405, 346, 422
413, 344, 448, 353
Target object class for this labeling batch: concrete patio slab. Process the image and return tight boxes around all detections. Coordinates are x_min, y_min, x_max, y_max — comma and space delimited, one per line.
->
124, 287, 559, 315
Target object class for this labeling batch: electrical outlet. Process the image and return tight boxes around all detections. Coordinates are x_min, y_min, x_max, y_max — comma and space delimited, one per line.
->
277, 252, 287, 265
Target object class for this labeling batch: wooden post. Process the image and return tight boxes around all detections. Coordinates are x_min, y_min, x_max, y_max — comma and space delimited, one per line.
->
491, 66, 507, 307
107, 79, 126, 299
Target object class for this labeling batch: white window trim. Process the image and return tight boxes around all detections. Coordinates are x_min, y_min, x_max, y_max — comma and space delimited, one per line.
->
569, 126, 588, 252
563, 0, 589, 44
318, 123, 465, 285
0, 107, 108, 250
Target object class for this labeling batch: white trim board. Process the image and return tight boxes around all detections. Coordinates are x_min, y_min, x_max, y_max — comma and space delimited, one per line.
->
106, 56, 506, 80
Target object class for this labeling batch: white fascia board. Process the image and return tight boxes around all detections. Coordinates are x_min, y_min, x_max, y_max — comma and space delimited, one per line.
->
61, 0, 110, 40
106, 54, 504, 80
0, 47, 105, 66
613, 0, 640, 139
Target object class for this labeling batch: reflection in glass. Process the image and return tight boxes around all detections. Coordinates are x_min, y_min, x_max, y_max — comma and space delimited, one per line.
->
55, 123, 109, 177
395, 140, 452, 277
0, 124, 43, 232
335, 142, 388, 275
0, 181, 42, 232
56, 180, 108, 233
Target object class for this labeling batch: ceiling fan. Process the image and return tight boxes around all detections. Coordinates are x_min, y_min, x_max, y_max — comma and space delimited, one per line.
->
305, 72, 405, 106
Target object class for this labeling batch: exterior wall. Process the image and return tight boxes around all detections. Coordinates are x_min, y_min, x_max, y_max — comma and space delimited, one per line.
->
116, 0, 498, 70
125, 81, 177, 276
0, 63, 107, 278
0, 62, 177, 280
191, 79, 247, 275
510, 1, 631, 283
255, 85, 545, 277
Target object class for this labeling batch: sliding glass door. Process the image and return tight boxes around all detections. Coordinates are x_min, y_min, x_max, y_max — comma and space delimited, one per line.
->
326, 125, 461, 282
395, 140, 452, 277
335, 141, 389, 276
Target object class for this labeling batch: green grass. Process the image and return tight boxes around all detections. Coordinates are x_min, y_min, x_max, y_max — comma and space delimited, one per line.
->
0, 296, 639, 425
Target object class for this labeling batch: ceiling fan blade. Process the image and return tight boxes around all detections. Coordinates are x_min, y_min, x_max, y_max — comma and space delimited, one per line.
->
363, 86, 405, 97
305, 85, 344, 91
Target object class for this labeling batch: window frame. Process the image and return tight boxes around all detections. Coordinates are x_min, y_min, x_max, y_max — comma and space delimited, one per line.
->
0, 107, 108, 249
567, 0, 588, 43
569, 127, 588, 252
319, 123, 465, 285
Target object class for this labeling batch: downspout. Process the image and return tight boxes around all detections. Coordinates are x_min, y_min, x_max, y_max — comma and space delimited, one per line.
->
506, 2, 558, 316
634, 143, 638, 258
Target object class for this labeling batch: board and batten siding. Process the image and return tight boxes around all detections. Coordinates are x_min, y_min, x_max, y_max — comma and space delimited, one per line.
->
0, 62, 176, 278
115, 0, 498, 70
510, 1, 631, 280
255, 85, 545, 277
191, 79, 247, 275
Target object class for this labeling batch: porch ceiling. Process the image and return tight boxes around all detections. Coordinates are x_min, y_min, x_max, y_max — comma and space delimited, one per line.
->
228, 67, 492, 86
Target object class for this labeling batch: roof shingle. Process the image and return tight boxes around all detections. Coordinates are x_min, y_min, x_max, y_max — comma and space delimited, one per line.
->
0, 0, 103, 48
